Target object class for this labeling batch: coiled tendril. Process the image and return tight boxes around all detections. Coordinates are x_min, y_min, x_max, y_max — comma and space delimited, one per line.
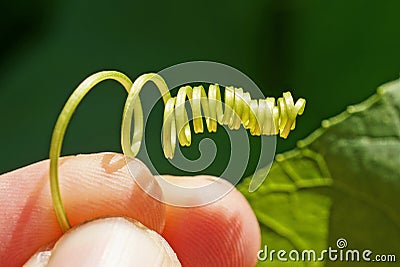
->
161, 84, 305, 159
49, 71, 306, 232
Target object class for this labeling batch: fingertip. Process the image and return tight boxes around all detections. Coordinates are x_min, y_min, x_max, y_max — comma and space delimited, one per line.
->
59, 153, 165, 233
161, 175, 260, 267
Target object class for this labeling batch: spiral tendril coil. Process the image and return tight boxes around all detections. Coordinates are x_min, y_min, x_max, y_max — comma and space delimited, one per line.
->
49, 71, 306, 232
161, 83, 306, 158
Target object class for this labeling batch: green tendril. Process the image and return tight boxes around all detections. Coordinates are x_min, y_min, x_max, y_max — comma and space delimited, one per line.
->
49, 70, 305, 232
50, 71, 133, 232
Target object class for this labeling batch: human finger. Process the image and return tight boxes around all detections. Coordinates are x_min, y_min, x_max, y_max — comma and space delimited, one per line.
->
159, 175, 260, 267
0, 152, 165, 267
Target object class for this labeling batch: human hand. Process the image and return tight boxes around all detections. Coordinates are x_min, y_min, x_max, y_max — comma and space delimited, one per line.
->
0, 152, 260, 266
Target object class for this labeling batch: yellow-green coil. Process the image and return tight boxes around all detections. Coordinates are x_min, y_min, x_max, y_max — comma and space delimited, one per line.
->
49, 71, 306, 232
159, 83, 306, 158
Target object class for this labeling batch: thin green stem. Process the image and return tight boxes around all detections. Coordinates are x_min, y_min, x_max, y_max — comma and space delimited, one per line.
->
121, 73, 171, 158
49, 71, 132, 233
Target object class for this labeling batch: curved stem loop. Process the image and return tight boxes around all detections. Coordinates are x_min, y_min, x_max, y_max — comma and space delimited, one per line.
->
49, 71, 133, 232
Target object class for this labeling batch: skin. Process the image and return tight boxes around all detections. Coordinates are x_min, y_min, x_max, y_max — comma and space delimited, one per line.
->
0, 152, 260, 266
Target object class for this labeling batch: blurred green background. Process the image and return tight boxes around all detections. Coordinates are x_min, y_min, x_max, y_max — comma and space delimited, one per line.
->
1, 0, 399, 175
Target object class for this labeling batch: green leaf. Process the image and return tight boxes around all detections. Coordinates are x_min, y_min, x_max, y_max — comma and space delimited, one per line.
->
240, 150, 332, 267
238, 79, 400, 266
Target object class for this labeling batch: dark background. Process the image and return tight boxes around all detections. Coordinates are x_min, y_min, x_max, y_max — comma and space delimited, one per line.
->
1, 0, 399, 174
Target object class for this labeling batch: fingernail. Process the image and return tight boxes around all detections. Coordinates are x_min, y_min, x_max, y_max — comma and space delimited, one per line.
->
46, 217, 181, 267
23, 241, 56, 267
23, 250, 52, 267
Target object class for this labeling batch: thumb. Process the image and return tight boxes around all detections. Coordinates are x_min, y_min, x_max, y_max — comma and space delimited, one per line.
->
24, 217, 181, 267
